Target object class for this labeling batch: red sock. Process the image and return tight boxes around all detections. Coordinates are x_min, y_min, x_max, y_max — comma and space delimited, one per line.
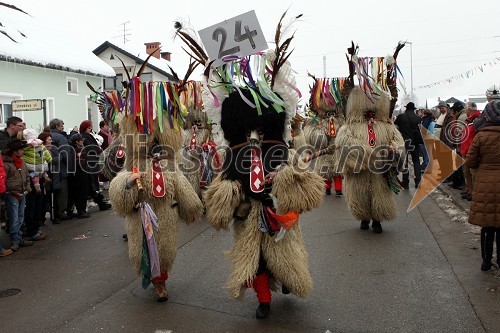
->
334, 176, 342, 192
252, 272, 271, 303
324, 179, 333, 190
152, 272, 169, 283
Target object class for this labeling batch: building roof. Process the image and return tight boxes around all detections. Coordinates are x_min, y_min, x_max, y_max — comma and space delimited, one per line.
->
0, 3, 115, 77
93, 41, 176, 81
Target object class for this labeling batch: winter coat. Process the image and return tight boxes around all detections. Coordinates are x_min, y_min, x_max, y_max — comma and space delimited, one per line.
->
98, 129, 113, 151
2, 154, 30, 193
466, 126, 500, 227
460, 111, 481, 157
333, 87, 405, 222
303, 114, 344, 179
0, 157, 6, 194
204, 150, 324, 299
81, 132, 102, 174
46, 145, 62, 191
439, 111, 455, 149
50, 129, 72, 177
0, 129, 17, 153
395, 110, 423, 145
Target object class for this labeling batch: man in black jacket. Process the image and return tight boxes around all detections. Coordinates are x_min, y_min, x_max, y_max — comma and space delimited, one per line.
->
395, 102, 422, 189
49, 118, 73, 221
0, 116, 24, 153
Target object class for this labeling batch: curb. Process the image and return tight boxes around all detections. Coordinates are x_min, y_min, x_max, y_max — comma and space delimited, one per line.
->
437, 183, 471, 212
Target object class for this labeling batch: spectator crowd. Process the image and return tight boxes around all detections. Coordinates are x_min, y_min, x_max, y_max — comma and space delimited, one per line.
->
1, 117, 112, 257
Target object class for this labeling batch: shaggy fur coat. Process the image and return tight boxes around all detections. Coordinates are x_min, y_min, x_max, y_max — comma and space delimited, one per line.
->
333, 87, 405, 222
109, 166, 203, 275
204, 150, 324, 299
303, 113, 345, 179
109, 116, 203, 276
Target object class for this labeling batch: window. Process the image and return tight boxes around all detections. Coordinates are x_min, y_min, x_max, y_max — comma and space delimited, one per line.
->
140, 72, 153, 82
67, 77, 78, 94
104, 74, 124, 92
0, 103, 13, 124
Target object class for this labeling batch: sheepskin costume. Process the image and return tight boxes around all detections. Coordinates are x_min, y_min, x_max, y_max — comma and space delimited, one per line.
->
180, 101, 221, 199
333, 86, 405, 228
108, 78, 203, 301
203, 50, 324, 308
303, 78, 346, 180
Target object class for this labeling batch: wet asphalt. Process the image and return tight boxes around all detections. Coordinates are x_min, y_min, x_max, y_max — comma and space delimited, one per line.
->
0, 185, 498, 333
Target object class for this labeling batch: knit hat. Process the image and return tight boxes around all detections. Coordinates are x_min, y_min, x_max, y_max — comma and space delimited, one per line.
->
79, 120, 92, 133
482, 100, 500, 122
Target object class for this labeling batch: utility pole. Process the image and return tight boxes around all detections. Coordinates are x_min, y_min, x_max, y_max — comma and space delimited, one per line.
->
407, 41, 414, 100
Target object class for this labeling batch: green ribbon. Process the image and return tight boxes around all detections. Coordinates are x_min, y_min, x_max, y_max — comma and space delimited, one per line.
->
140, 229, 152, 289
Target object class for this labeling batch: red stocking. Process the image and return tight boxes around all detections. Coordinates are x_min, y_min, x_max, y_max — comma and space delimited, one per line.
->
334, 176, 343, 192
324, 179, 333, 190
252, 272, 271, 303
152, 272, 169, 283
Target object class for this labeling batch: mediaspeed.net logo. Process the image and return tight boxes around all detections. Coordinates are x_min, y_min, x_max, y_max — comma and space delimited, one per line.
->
408, 126, 464, 212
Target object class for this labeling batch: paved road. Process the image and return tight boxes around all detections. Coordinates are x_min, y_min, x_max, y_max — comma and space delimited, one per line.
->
1, 186, 498, 332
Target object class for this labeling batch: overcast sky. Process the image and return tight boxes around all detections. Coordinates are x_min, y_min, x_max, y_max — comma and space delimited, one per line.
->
9, 0, 500, 107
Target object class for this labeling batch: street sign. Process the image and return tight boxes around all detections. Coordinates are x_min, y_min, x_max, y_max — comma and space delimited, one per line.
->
198, 10, 268, 68
11, 99, 43, 111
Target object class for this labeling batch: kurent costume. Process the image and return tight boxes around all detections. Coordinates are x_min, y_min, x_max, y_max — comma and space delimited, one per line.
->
180, 81, 221, 198
333, 86, 405, 233
332, 44, 406, 233
178, 15, 324, 319
303, 76, 348, 196
105, 66, 204, 301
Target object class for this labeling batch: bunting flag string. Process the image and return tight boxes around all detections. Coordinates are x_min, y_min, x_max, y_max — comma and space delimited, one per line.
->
415, 57, 500, 90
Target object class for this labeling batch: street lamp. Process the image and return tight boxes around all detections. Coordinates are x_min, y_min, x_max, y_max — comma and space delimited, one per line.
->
407, 41, 414, 100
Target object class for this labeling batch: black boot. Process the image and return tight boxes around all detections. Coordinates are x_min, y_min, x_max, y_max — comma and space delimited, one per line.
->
94, 192, 111, 211
480, 227, 495, 271
325, 189, 331, 195
282, 284, 290, 295
372, 220, 383, 234
360, 220, 370, 230
256, 302, 270, 319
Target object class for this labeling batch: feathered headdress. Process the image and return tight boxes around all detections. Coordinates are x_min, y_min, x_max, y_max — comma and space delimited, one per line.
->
350, 41, 406, 114
175, 11, 301, 147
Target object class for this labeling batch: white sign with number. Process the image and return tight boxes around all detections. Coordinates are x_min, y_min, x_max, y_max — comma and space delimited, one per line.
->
198, 10, 268, 68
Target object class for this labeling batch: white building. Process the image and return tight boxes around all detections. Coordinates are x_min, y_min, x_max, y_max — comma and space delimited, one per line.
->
0, 3, 115, 131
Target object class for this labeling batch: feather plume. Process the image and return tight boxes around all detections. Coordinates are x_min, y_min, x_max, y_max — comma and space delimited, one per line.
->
174, 22, 208, 65
137, 47, 159, 77
115, 55, 131, 82
270, 10, 301, 89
